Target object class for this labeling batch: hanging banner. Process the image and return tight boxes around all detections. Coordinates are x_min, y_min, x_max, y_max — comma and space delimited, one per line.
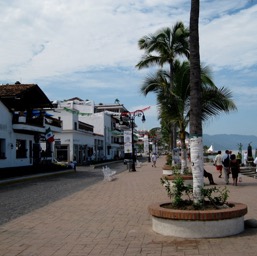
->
124, 130, 132, 153
120, 106, 151, 117
63, 107, 92, 116
143, 135, 149, 153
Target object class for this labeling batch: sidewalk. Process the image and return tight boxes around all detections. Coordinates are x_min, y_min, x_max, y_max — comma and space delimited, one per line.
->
0, 156, 257, 256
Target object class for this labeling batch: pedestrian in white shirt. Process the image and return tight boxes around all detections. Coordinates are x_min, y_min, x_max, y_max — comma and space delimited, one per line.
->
151, 153, 157, 167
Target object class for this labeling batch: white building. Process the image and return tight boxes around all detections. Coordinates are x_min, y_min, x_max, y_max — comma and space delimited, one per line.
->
48, 98, 129, 165
0, 82, 62, 169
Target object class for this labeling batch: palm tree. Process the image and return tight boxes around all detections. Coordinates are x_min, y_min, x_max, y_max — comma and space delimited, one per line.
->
136, 22, 189, 150
160, 118, 173, 151
189, 0, 202, 202
140, 60, 237, 173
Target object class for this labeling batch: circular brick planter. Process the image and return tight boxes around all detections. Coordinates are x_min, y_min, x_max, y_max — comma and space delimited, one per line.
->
148, 202, 248, 238
162, 165, 173, 175
162, 169, 173, 175
163, 174, 193, 186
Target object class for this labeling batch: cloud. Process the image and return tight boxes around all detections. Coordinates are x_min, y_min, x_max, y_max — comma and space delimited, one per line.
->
0, 0, 257, 135
200, 4, 257, 70
0, 0, 189, 82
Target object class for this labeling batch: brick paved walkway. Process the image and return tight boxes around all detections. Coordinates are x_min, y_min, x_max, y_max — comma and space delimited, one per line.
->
0, 156, 257, 256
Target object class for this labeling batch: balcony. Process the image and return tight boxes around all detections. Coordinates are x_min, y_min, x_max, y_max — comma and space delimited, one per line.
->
78, 121, 93, 133
12, 114, 62, 134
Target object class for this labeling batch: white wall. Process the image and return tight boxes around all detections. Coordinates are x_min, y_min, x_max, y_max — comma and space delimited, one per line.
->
0, 102, 34, 168
49, 100, 119, 161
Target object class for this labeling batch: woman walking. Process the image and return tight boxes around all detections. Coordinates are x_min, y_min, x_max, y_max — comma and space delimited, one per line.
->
230, 154, 240, 186
214, 150, 223, 178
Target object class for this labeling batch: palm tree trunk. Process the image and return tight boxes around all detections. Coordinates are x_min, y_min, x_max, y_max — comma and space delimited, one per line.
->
170, 62, 177, 157
172, 126, 177, 149
170, 130, 173, 152
179, 131, 188, 174
189, 0, 204, 203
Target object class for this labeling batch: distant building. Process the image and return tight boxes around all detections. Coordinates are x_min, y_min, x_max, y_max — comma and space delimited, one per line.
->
48, 98, 130, 164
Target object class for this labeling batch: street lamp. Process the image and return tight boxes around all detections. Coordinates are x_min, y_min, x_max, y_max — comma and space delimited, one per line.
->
148, 142, 151, 162
148, 136, 151, 162
121, 110, 146, 172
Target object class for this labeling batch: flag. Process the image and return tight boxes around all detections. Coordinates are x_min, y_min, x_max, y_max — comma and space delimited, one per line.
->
45, 127, 54, 142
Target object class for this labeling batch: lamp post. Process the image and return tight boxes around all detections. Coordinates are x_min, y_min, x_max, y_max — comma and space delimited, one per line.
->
121, 110, 146, 172
148, 140, 151, 162
148, 137, 151, 162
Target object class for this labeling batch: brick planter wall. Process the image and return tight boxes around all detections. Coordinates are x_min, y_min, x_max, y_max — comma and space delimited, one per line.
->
163, 174, 193, 186
149, 202, 247, 221
163, 175, 193, 180
148, 202, 248, 238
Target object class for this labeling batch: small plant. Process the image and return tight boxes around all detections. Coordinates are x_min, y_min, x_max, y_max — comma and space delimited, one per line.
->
160, 176, 230, 210
182, 167, 192, 175
170, 165, 180, 175
201, 186, 229, 208
165, 153, 172, 166
161, 176, 193, 207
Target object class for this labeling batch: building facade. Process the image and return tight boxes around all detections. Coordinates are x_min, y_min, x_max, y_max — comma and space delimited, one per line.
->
0, 83, 62, 169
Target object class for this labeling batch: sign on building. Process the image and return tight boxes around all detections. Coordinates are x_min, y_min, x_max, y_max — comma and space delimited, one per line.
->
124, 130, 132, 153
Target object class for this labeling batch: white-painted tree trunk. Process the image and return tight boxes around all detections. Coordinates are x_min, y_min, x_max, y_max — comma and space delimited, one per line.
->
190, 136, 204, 203
180, 148, 187, 174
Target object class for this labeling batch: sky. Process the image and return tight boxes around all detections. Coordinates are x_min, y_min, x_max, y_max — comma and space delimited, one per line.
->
1, 0, 257, 136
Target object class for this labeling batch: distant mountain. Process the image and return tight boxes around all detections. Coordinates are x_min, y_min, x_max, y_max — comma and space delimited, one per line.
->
203, 134, 257, 151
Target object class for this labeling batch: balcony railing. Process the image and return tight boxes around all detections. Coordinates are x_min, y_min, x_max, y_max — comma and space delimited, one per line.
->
44, 116, 62, 128
12, 114, 62, 132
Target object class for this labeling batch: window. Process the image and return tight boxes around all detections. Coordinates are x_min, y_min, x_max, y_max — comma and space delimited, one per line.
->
56, 145, 68, 161
0, 139, 6, 159
16, 139, 27, 158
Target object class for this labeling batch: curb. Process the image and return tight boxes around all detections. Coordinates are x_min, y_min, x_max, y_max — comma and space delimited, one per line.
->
0, 169, 75, 186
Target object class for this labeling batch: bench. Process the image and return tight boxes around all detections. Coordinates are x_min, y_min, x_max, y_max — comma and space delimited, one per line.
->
102, 166, 116, 181
136, 160, 142, 168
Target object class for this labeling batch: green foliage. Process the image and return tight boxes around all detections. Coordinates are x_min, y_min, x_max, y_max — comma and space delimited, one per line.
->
160, 176, 229, 209
165, 153, 172, 166
160, 176, 193, 207
201, 186, 229, 208
182, 167, 191, 175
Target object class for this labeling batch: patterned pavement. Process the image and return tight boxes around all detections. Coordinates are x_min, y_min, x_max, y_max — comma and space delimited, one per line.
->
0, 156, 257, 256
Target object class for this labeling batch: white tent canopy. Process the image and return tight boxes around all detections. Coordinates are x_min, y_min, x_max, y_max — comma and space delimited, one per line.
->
207, 145, 214, 153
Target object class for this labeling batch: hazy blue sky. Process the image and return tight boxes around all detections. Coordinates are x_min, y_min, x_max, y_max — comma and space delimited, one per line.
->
1, 1, 257, 136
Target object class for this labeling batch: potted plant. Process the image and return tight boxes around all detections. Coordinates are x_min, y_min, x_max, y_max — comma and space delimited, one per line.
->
162, 153, 173, 175
163, 166, 193, 186
148, 176, 248, 238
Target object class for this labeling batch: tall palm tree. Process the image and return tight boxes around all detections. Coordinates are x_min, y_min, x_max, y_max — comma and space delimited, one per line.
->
189, 0, 202, 202
160, 118, 173, 150
140, 60, 237, 173
136, 22, 189, 150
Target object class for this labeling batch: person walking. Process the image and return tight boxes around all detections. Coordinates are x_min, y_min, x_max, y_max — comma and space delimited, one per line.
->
222, 150, 231, 185
230, 154, 240, 186
214, 150, 223, 178
151, 153, 157, 167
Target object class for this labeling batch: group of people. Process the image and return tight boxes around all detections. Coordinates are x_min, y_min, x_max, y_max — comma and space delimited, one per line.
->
151, 150, 257, 187
214, 150, 243, 186
151, 151, 216, 185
